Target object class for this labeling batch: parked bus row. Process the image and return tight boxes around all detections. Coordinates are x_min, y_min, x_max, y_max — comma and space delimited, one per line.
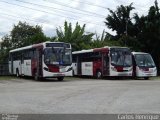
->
72, 47, 157, 80
9, 42, 157, 80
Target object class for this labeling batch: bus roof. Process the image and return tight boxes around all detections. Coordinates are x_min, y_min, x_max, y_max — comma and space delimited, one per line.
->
10, 44, 33, 53
132, 52, 150, 55
9, 41, 68, 53
72, 46, 129, 54
104, 46, 129, 49
72, 49, 94, 54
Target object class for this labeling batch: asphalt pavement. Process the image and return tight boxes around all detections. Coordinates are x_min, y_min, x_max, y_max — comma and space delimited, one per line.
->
0, 77, 160, 114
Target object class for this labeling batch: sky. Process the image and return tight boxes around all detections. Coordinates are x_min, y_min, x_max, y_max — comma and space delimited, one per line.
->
0, 0, 157, 41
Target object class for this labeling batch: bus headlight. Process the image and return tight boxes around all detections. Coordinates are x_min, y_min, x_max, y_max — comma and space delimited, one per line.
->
67, 67, 72, 72
44, 67, 49, 71
153, 68, 157, 73
128, 67, 133, 72
111, 67, 117, 72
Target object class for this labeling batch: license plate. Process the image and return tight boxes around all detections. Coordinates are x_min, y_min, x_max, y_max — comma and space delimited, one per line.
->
54, 74, 65, 76
123, 67, 129, 70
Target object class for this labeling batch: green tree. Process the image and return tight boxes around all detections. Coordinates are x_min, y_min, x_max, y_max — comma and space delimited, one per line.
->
134, 0, 160, 70
105, 0, 160, 72
10, 21, 48, 49
1, 35, 11, 50
91, 30, 121, 48
105, 3, 135, 37
104, 3, 141, 49
0, 35, 11, 63
0, 21, 50, 63
56, 21, 94, 51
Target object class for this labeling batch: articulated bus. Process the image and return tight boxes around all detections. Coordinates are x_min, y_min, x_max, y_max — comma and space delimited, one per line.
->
72, 46, 133, 78
132, 52, 157, 79
9, 42, 72, 81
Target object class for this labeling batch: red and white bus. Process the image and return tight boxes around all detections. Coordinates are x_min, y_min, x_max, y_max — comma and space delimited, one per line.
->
132, 52, 157, 79
72, 46, 133, 78
9, 42, 72, 81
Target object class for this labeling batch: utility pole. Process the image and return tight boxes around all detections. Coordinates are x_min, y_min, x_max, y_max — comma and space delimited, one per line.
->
126, 19, 128, 36
125, 18, 129, 46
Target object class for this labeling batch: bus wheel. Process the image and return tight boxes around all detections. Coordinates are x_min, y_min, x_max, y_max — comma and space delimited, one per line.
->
96, 70, 102, 79
16, 69, 20, 77
144, 77, 149, 80
57, 77, 64, 81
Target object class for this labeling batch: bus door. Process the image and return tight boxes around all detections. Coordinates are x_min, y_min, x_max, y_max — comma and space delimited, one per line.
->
10, 53, 14, 74
36, 49, 43, 77
21, 53, 24, 75
77, 55, 82, 75
102, 53, 109, 76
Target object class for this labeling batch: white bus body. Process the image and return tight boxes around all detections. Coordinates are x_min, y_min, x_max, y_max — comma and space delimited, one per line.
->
72, 47, 133, 78
9, 42, 72, 81
132, 52, 157, 79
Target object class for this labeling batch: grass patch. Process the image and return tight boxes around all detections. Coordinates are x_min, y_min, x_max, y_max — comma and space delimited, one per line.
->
151, 76, 160, 80
0, 76, 16, 80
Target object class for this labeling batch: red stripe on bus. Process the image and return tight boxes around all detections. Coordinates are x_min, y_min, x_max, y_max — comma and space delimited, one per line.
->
93, 48, 109, 52
47, 65, 59, 72
114, 66, 124, 72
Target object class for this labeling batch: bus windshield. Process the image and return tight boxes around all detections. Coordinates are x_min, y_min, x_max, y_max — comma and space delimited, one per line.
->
110, 48, 132, 67
134, 54, 155, 67
44, 47, 72, 66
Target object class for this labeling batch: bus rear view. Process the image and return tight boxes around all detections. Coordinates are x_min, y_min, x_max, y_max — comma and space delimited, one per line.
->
132, 52, 157, 79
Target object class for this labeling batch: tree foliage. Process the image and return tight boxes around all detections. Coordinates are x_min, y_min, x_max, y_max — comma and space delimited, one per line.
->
91, 30, 121, 48
105, 3, 135, 37
0, 21, 49, 63
10, 21, 49, 49
134, 0, 160, 68
56, 21, 94, 51
105, 0, 160, 71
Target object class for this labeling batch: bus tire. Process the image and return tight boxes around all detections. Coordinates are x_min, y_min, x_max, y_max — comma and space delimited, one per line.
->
96, 70, 102, 79
16, 69, 20, 77
57, 77, 64, 81
144, 77, 149, 80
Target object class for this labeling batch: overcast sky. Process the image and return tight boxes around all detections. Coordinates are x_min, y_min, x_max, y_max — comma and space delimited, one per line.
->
0, 0, 157, 41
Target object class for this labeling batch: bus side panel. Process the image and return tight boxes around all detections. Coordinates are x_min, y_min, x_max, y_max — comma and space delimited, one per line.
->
13, 60, 21, 75
81, 62, 93, 76
72, 63, 78, 75
31, 58, 37, 77
24, 60, 32, 76
93, 60, 102, 77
